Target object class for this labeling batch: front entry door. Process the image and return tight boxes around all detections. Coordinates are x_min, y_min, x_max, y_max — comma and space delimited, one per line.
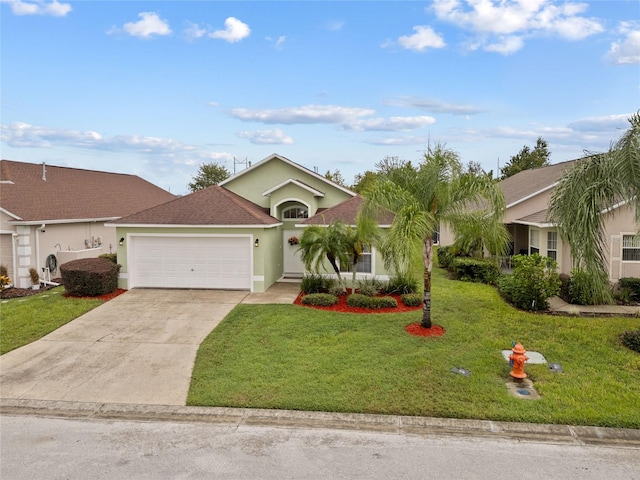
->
283, 229, 305, 277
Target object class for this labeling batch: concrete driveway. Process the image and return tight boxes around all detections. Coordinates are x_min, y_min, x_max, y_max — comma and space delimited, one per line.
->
0, 284, 299, 406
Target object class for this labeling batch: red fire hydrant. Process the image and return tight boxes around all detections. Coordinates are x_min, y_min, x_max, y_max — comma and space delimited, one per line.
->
509, 343, 529, 379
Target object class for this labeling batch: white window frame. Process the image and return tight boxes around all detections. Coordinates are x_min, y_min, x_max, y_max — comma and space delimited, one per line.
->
282, 206, 308, 220
339, 244, 373, 275
529, 228, 540, 255
546, 231, 557, 262
622, 234, 640, 262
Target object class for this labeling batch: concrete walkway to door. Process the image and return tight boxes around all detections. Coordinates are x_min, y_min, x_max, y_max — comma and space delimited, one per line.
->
0, 284, 300, 406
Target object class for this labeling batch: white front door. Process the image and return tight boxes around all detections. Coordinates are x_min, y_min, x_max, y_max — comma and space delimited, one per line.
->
283, 229, 305, 277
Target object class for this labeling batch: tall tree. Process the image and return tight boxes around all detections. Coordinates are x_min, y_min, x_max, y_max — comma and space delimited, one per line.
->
298, 221, 352, 291
351, 170, 378, 194
188, 162, 231, 192
549, 112, 640, 304
346, 212, 381, 286
324, 169, 346, 187
363, 144, 508, 328
500, 137, 550, 179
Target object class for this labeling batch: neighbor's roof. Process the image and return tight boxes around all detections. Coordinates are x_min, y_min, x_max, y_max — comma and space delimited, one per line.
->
110, 185, 281, 227
0, 159, 175, 223
301, 195, 394, 226
500, 159, 578, 207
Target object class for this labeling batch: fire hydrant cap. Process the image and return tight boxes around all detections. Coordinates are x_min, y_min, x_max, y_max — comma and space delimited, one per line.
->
512, 343, 526, 354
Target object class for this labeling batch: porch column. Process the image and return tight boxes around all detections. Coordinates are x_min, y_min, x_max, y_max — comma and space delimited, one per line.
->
15, 225, 32, 288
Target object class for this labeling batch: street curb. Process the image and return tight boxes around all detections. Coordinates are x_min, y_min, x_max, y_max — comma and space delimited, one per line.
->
2, 399, 639, 448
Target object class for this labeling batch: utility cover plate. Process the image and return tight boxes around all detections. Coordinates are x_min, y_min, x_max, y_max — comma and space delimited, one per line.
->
501, 350, 547, 364
450, 367, 471, 377
548, 363, 563, 373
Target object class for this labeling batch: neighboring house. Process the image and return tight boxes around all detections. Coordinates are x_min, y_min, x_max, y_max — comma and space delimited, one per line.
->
110, 154, 395, 292
0, 160, 175, 288
440, 158, 640, 282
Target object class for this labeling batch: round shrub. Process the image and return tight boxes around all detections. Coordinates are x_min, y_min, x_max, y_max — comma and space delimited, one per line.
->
401, 293, 422, 307
60, 257, 121, 297
620, 330, 640, 353
300, 293, 338, 306
347, 293, 397, 309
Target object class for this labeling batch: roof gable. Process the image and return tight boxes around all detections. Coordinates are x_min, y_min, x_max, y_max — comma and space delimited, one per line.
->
111, 185, 281, 227
500, 160, 578, 208
220, 153, 356, 198
262, 178, 325, 197
0, 159, 175, 222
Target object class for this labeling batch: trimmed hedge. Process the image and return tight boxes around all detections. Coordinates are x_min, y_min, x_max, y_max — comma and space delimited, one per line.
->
619, 278, 640, 299
401, 293, 422, 307
452, 257, 500, 285
60, 258, 121, 297
347, 293, 397, 309
99, 253, 118, 264
300, 293, 338, 306
436, 245, 454, 270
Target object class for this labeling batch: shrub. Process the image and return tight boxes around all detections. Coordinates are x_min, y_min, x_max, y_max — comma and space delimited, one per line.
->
99, 253, 118, 264
301, 273, 325, 294
382, 272, 418, 295
497, 254, 560, 311
60, 257, 121, 297
28, 267, 40, 285
436, 246, 454, 270
401, 293, 422, 307
300, 293, 338, 306
452, 257, 500, 285
558, 273, 571, 302
619, 278, 640, 299
569, 268, 611, 305
0, 265, 7, 277
620, 330, 640, 354
347, 293, 397, 309
356, 278, 380, 297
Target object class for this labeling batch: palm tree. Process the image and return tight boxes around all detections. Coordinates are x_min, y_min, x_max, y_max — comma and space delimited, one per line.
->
363, 143, 508, 328
548, 111, 640, 304
346, 212, 381, 287
298, 221, 352, 291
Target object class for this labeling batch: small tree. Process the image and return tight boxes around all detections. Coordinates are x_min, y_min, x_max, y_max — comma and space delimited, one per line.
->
324, 169, 346, 187
298, 222, 351, 292
500, 137, 550, 179
498, 254, 560, 311
188, 162, 231, 191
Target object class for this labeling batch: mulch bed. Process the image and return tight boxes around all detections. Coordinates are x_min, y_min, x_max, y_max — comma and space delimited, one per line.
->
1, 285, 127, 302
294, 291, 445, 337
63, 289, 127, 301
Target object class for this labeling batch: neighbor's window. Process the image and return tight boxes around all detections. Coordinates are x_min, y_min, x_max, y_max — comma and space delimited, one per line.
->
283, 207, 308, 219
622, 235, 640, 261
547, 231, 557, 261
529, 229, 540, 255
340, 244, 372, 274
432, 224, 440, 245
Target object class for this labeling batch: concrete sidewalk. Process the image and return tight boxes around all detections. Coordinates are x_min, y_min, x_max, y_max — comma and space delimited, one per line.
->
2, 399, 639, 448
548, 296, 640, 316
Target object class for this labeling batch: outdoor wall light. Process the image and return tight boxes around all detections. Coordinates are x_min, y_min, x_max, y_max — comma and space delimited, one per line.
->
119, 237, 125, 246
254, 238, 259, 247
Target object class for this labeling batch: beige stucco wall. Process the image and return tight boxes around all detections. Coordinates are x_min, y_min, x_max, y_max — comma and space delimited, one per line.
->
605, 203, 640, 281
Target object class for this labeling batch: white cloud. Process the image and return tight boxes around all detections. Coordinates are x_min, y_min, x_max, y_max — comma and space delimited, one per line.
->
237, 129, 294, 145
395, 26, 446, 52
229, 105, 375, 124
115, 12, 172, 39
344, 116, 436, 132
431, 0, 603, 55
386, 97, 484, 115
210, 17, 250, 43
605, 22, 640, 65
568, 113, 633, 132
1, 0, 71, 16
266, 35, 286, 49
326, 20, 345, 31
185, 21, 207, 40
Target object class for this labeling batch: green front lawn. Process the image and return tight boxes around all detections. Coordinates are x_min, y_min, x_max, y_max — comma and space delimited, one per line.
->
0, 287, 103, 355
189, 267, 640, 428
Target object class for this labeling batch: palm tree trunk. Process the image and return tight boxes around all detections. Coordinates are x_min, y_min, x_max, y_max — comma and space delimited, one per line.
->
327, 253, 346, 292
421, 237, 433, 328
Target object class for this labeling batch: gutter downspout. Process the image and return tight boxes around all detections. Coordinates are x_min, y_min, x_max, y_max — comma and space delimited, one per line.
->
35, 224, 45, 281
12, 233, 18, 286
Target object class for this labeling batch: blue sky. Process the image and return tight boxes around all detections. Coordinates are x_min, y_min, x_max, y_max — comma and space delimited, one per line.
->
1, 0, 638, 194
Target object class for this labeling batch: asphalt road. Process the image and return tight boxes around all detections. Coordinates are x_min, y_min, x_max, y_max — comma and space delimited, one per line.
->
2, 415, 639, 480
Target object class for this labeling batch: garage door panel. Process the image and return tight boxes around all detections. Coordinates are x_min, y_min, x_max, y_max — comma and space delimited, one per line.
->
131, 236, 251, 290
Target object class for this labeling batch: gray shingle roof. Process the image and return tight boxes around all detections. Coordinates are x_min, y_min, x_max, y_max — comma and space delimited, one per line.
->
500, 160, 578, 206
0, 159, 175, 222
301, 195, 394, 226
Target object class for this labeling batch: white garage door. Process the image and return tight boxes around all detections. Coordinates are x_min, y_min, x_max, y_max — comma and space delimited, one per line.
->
130, 236, 251, 290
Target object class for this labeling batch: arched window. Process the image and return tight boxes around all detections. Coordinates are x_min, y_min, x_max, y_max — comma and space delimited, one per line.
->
282, 207, 308, 219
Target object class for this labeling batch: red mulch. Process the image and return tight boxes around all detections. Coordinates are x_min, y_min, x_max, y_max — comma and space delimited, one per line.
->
405, 323, 445, 337
294, 292, 422, 314
63, 289, 127, 301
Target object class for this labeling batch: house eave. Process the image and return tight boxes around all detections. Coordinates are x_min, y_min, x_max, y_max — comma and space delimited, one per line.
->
9, 217, 119, 226
262, 179, 325, 197
513, 220, 555, 228
108, 223, 283, 229
505, 183, 558, 210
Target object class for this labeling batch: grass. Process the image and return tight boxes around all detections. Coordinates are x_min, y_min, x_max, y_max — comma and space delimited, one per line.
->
0, 286, 103, 355
188, 267, 640, 428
